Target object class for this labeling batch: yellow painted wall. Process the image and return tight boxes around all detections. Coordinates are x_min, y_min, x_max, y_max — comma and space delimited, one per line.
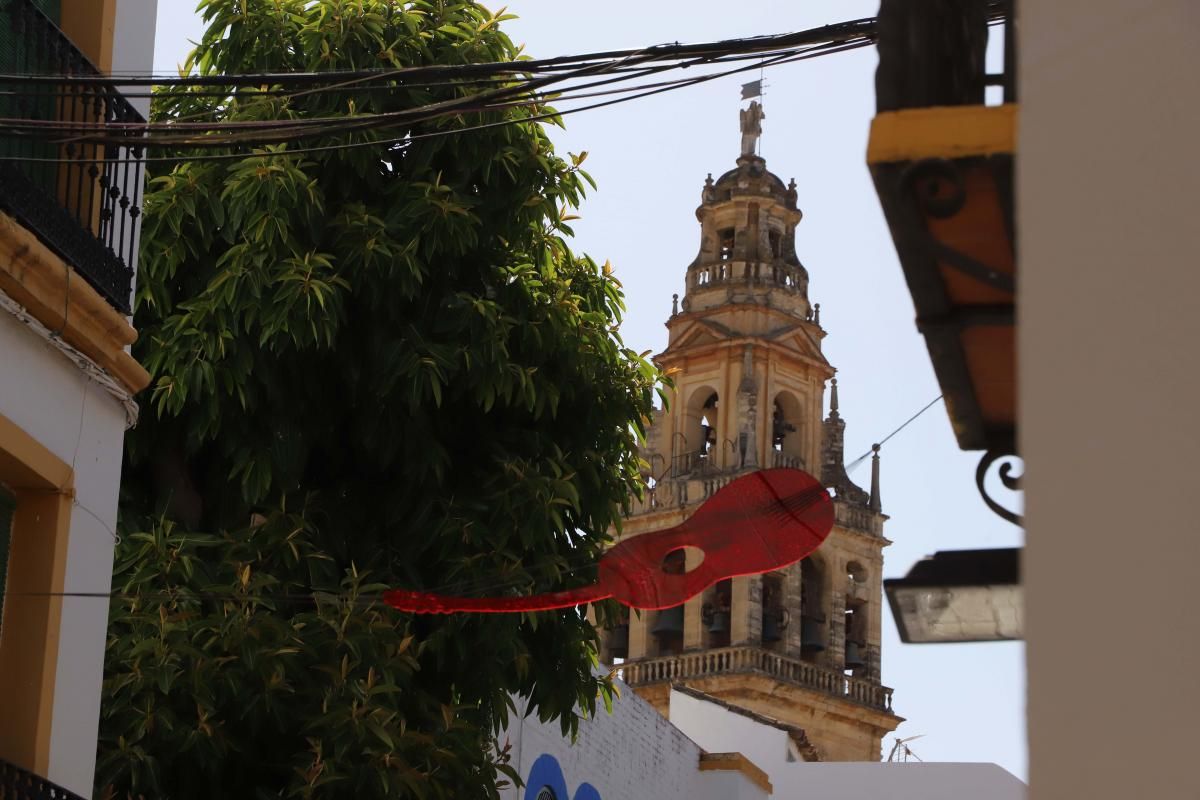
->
0, 413, 73, 776
58, 0, 116, 72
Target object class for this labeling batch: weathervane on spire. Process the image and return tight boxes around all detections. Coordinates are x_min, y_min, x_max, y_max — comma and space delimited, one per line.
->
739, 80, 765, 156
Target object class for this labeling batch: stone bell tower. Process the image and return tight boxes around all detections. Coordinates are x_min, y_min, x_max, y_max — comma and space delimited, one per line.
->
598, 104, 902, 761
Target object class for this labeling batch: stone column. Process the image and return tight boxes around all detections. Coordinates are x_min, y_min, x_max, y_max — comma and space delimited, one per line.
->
748, 575, 763, 644
731, 575, 763, 645
737, 345, 758, 468
828, 589, 846, 672
683, 548, 705, 650
783, 561, 804, 658
866, 570, 883, 682
629, 608, 652, 660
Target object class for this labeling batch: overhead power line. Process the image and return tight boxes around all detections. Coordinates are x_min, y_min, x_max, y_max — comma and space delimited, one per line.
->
0, 40, 871, 162
0, 19, 880, 86
0, 8, 1008, 162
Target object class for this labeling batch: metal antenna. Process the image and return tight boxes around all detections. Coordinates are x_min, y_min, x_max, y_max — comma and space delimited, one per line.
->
886, 734, 926, 763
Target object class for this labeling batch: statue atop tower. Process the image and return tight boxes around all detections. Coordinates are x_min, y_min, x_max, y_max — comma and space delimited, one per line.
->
739, 100, 765, 156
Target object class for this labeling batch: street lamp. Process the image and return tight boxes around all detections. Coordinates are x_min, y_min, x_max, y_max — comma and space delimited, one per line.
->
884, 548, 1021, 643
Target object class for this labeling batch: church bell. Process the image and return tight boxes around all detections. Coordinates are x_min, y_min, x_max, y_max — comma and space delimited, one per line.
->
762, 609, 786, 642
652, 606, 685, 637
706, 609, 731, 635
608, 624, 629, 659
800, 615, 825, 652
844, 641, 866, 669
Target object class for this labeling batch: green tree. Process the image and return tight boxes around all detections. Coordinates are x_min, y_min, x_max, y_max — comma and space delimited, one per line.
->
97, 2, 660, 797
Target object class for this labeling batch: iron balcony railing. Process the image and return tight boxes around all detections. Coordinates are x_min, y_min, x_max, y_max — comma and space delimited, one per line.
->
0, 0, 146, 313
0, 756, 87, 800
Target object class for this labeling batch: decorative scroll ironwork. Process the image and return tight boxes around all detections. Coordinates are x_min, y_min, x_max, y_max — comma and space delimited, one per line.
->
0, 0, 145, 313
976, 448, 1023, 526
0, 756, 87, 800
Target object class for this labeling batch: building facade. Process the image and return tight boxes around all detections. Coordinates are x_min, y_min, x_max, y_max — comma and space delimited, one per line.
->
597, 106, 901, 762
0, 0, 155, 796
500, 675, 1024, 800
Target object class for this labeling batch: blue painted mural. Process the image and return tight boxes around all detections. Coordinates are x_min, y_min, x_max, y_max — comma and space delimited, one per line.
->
523, 753, 602, 800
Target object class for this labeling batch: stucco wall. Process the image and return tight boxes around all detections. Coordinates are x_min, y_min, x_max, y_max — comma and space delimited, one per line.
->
0, 308, 127, 797
669, 688, 800, 781
1019, 1, 1200, 799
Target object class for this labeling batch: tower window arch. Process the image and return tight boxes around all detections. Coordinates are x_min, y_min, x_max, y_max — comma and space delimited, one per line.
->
702, 578, 733, 648
652, 548, 687, 655
678, 386, 720, 475
699, 392, 718, 458
844, 600, 868, 676
719, 228, 735, 261
762, 572, 787, 649
772, 392, 805, 467
800, 556, 827, 662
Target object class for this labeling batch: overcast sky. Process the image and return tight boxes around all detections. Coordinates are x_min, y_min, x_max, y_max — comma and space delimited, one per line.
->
152, 0, 1026, 780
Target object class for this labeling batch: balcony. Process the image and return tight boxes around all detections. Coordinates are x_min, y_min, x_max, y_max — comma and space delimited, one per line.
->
0, 0, 146, 314
0, 756, 86, 800
620, 644, 894, 713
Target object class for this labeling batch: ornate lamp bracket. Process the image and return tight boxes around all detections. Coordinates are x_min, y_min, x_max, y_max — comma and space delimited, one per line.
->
975, 449, 1023, 526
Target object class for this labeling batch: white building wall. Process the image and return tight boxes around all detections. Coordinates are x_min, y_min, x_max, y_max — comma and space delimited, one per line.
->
670, 688, 1025, 800
669, 688, 801, 782
773, 763, 1026, 800
0, 308, 128, 797
500, 678, 767, 800
110, 0, 158, 308
0, 5, 159, 796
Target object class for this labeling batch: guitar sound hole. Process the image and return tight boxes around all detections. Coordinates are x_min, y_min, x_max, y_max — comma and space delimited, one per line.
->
661, 546, 704, 575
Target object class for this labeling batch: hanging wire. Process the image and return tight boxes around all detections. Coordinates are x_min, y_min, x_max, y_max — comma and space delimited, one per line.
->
0, 18, 883, 86
0, 38, 871, 165
0, 38, 867, 147
846, 395, 945, 474
0, 8, 1010, 158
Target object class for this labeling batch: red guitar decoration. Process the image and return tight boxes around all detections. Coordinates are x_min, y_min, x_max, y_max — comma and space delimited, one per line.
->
382, 468, 833, 614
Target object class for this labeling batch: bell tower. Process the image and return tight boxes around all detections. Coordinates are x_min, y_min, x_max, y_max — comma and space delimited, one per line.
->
599, 105, 903, 761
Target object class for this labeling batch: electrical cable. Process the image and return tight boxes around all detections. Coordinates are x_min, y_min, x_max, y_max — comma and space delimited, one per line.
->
0, 17, 884, 86
0, 37, 871, 164
846, 394, 945, 474
0, 10, 906, 152
0, 38, 863, 148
